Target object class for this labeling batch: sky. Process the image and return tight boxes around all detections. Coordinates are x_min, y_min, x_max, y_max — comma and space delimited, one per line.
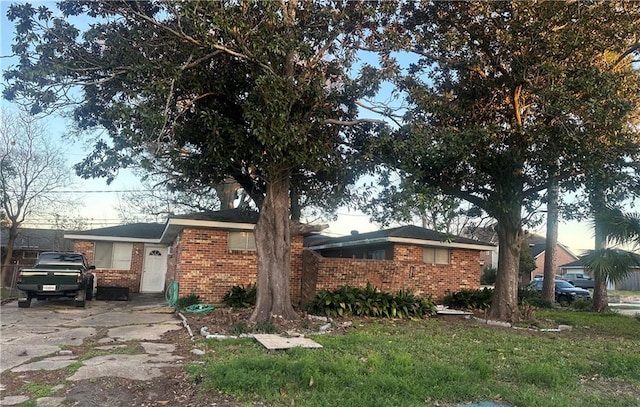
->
0, 1, 600, 254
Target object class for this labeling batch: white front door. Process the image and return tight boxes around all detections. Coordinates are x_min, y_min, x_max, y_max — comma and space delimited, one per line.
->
141, 245, 168, 293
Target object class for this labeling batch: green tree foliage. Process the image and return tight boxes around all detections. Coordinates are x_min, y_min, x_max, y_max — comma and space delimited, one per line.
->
360, 168, 489, 235
519, 239, 536, 280
3, 1, 384, 320
372, 2, 640, 321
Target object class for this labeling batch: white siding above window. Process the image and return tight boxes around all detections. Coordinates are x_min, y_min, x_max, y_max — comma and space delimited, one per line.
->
95, 242, 133, 269
423, 247, 450, 265
228, 231, 257, 251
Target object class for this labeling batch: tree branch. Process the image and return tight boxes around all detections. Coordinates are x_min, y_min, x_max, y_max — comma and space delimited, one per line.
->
323, 118, 386, 126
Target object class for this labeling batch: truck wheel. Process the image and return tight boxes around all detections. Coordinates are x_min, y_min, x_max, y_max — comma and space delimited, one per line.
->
18, 298, 31, 308
86, 278, 94, 301
75, 289, 86, 307
18, 293, 32, 308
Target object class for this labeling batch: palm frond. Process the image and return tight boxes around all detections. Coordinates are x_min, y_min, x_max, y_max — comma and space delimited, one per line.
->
582, 248, 640, 283
593, 207, 640, 247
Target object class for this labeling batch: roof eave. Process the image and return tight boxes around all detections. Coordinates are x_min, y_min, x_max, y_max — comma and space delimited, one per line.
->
64, 234, 161, 244
159, 218, 255, 244
308, 236, 495, 251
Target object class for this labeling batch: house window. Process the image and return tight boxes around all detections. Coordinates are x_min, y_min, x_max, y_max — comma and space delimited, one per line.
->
423, 248, 450, 264
23, 251, 39, 260
228, 231, 256, 251
95, 242, 133, 269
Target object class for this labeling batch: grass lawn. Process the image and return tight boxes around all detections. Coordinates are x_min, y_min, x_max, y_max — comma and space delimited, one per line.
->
0, 286, 19, 300
188, 311, 640, 407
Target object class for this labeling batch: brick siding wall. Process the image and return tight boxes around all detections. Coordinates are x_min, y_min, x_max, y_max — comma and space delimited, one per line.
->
300, 244, 482, 305
169, 227, 304, 305
532, 245, 578, 280
74, 231, 481, 307
73, 241, 144, 293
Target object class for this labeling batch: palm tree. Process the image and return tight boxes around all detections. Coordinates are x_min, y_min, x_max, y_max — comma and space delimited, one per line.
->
584, 207, 640, 312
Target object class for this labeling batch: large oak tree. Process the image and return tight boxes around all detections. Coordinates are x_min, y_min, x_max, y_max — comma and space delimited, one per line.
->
4, 1, 383, 321
375, 2, 640, 321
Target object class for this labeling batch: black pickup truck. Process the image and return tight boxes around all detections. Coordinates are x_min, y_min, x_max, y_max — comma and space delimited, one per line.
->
16, 252, 96, 308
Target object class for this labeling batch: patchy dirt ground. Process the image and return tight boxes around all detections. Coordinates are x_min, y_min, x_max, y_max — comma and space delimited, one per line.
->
1, 307, 336, 407
3, 300, 639, 406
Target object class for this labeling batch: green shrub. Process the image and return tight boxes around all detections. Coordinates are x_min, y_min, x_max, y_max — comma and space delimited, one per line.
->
569, 298, 592, 311
443, 288, 494, 310
518, 287, 553, 309
305, 283, 436, 318
175, 293, 200, 310
480, 267, 497, 285
223, 284, 256, 308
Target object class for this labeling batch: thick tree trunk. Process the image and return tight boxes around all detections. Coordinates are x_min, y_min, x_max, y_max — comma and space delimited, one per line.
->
488, 203, 524, 322
542, 176, 559, 302
214, 177, 240, 209
250, 170, 298, 323
590, 189, 609, 312
591, 213, 609, 312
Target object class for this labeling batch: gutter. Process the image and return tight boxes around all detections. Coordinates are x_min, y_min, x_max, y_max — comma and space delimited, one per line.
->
308, 237, 495, 252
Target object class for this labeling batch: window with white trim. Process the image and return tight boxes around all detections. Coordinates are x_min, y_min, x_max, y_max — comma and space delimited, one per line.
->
228, 231, 256, 251
95, 242, 133, 269
423, 247, 450, 264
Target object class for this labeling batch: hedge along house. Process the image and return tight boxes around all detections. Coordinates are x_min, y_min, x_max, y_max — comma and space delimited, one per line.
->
300, 225, 496, 306
65, 209, 305, 303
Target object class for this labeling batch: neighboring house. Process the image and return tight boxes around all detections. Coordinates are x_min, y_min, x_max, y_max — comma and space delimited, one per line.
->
561, 257, 640, 291
65, 209, 495, 305
459, 229, 579, 282
1, 228, 75, 283
525, 234, 579, 283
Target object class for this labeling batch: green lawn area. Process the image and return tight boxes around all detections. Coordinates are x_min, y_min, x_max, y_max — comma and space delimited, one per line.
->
0, 286, 19, 300
189, 311, 640, 407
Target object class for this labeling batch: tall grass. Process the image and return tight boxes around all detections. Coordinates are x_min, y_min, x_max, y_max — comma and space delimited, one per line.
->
189, 312, 640, 407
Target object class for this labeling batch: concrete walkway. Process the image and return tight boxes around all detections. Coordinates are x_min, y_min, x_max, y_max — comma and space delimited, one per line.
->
0, 294, 185, 406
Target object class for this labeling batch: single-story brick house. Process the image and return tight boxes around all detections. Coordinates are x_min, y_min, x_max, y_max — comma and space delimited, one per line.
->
300, 226, 495, 305
65, 209, 495, 305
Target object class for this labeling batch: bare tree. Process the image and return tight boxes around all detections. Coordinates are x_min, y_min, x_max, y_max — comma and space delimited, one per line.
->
0, 108, 72, 286
114, 175, 251, 224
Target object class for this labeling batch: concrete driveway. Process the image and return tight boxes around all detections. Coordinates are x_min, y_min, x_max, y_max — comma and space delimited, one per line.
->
0, 294, 186, 406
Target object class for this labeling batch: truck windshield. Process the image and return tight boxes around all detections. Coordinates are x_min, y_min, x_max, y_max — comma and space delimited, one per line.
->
38, 253, 84, 263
